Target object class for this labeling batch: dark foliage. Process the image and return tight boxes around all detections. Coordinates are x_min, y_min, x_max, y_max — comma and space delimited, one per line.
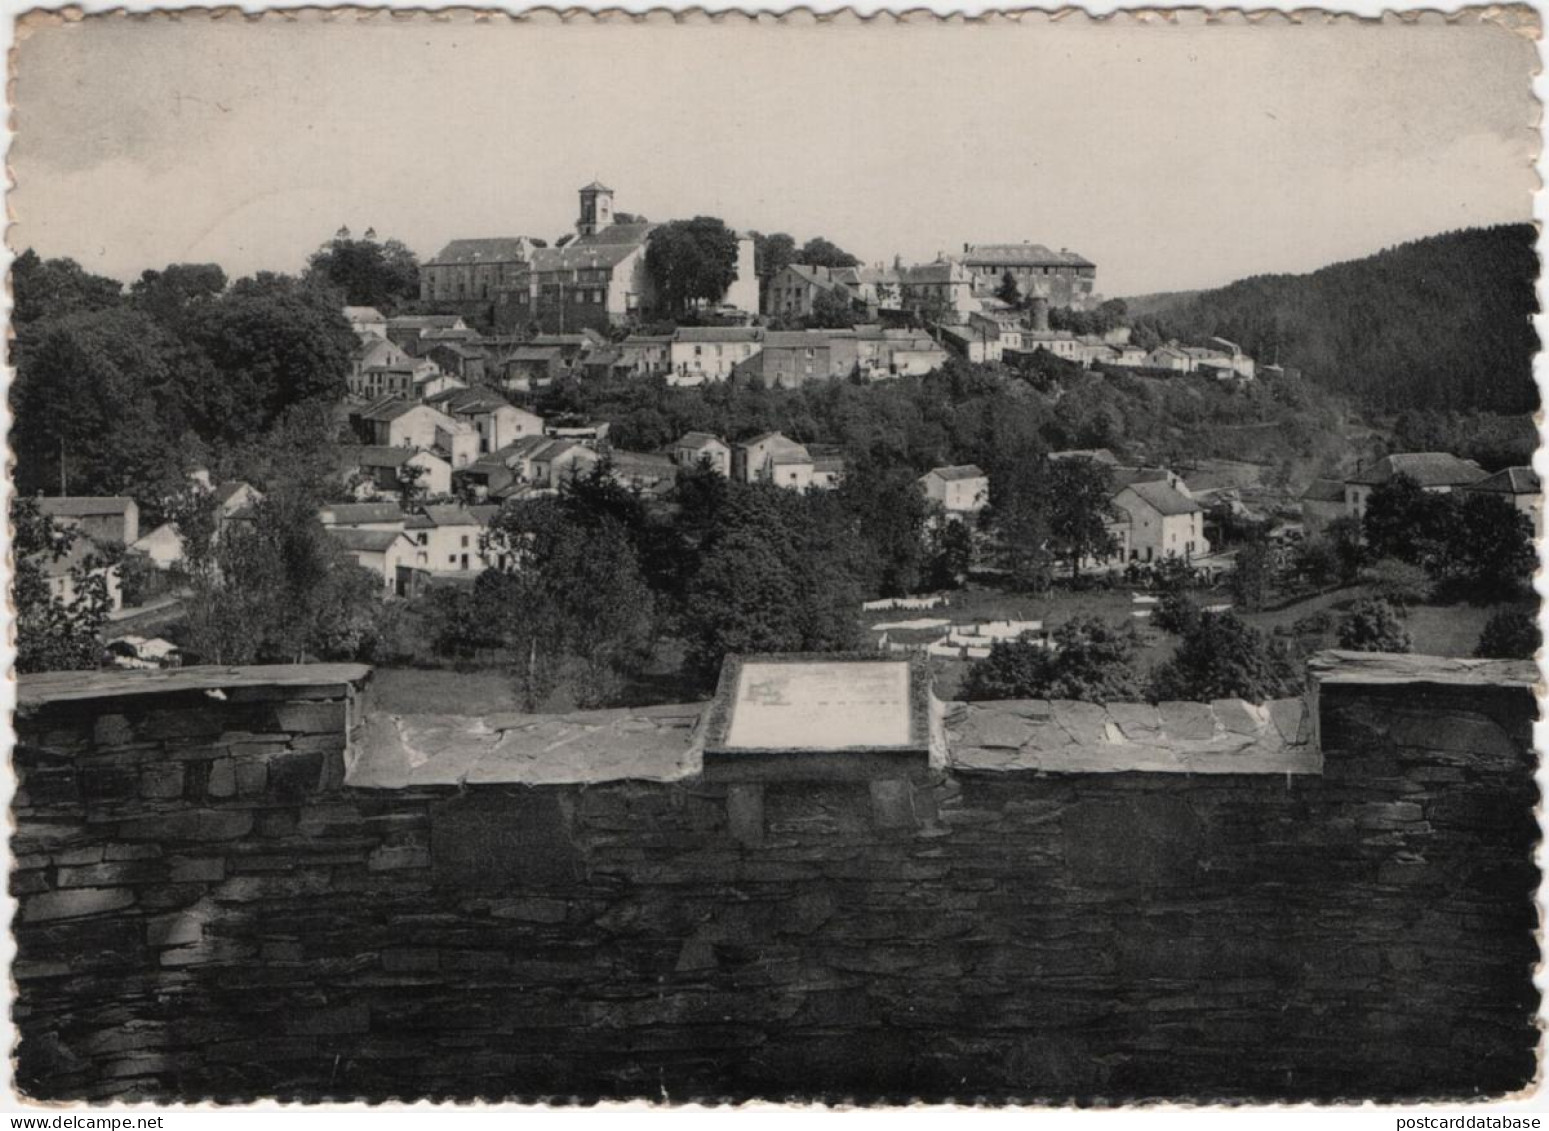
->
1336, 598, 1413, 653
1474, 608, 1540, 660
1151, 611, 1303, 704
962, 618, 1144, 704
1141, 225, 1537, 413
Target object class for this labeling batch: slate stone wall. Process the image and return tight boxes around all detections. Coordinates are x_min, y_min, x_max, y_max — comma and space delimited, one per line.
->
12, 671, 1538, 1103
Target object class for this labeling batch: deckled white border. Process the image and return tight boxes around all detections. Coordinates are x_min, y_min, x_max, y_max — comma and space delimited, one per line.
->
0, 0, 1543, 1120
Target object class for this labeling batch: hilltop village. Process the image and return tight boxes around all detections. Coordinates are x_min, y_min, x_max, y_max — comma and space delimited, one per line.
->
13, 182, 1539, 709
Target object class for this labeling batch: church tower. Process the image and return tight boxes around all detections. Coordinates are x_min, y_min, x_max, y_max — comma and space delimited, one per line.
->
577, 181, 615, 238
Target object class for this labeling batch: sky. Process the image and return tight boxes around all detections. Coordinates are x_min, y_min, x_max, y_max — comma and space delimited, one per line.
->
10, 11, 1540, 297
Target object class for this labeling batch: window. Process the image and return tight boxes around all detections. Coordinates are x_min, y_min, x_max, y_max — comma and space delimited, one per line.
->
461, 534, 470, 548
448, 555, 457, 565
417, 533, 428, 546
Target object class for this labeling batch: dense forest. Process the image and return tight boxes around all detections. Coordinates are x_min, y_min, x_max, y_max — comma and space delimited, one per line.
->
1137, 225, 1539, 414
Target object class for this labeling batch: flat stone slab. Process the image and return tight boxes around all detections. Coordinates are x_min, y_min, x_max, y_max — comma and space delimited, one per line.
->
1308, 650, 1535, 688
19, 664, 372, 710
946, 696, 1318, 775
347, 704, 704, 788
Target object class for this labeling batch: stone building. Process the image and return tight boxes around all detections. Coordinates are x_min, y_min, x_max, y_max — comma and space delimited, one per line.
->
957, 242, 1097, 307
420, 238, 545, 303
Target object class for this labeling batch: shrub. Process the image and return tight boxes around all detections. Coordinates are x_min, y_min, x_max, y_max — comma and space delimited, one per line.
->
1474, 608, 1540, 660
1150, 611, 1303, 704
963, 617, 1143, 705
1335, 598, 1412, 653
1153, 590, 1202, 635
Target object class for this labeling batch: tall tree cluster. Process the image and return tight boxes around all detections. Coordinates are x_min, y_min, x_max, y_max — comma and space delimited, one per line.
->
11, 252, 357, 514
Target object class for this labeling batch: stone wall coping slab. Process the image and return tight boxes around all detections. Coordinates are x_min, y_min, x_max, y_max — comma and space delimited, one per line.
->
1308, 650, 1536, 688
18, 664, 372, 711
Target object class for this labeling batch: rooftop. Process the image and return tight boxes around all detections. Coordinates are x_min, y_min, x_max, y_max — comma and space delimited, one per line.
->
1346, 452, 1487, 488
959, 243, 1095, 269
1464, 466, 1540, 496
925, 464, 987, 482
320, 502, 407, 525
328, 528, 410, 554
1120, 479, 1203, 517
675, 326, 764, 344
427, 238, 539, 266
37, 496, 137, 519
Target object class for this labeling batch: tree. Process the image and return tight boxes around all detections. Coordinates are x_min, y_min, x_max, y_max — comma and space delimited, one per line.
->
179, 274, 357, 440
1154, 589, 1202, 636
10, 306, 198, 507
1336, 598, 1413, 653
12, 249, 122, 329
839, 462, 930, 597
806, 287, 861, 329
1362, 474, 1453, 568
644, 217, 741, 315
480, 495, 656, 710
13, 496, 112, 674
925, 517, 974, 591
181, 490, 384, 665
305, 232, 421, 312
986, 455, 1053, 593
995, 270, 1021, 306
752, 232, 797, 283
130, 264, 228, 326
1227, 542, 1276, 612
679, 486, 862, 684
962, 618, 1143, 704
1439, 493, 1535, 602
1045, 457, 1119, 580
793, 237, 861, 270
1151, 611, 1303, 704
1475, 608, 1540, 660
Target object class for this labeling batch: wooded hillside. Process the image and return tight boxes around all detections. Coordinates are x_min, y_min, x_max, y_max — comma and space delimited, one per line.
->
1138, 226, 1538, 414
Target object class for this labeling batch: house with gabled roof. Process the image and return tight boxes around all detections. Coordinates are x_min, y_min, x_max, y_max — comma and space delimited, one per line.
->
347, 397, 479, 468
328, 528, 421, 598
38, 496, 139, 547
349, 334, 445, 400
670, 327, 764, 386
318, 501, 408, 531
426, 387, 544, 456
404, 503, 505, 575
1113, 480, 1208, 564
957, 242, 1096, 306
385, 314, 470, 350
344, 306, 387, 340
766, 264, 855, 320
920, 465, 989, 514
733, 432, 815, 488
334, 444, 453, 500
421, 238, 544, 303
1344, 452, 1487, 520
897, 260, 980, 320
670, 432, 732, 477
1463, 466, 1541, 521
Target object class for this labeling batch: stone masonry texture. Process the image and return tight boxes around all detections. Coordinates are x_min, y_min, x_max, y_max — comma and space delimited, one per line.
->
10, 663, 1539, 1103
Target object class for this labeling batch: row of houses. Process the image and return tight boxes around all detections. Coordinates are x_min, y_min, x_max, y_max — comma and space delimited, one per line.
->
1300, 452, 1541, 535
766, 240, 1098, 324
318, 501, 508, 595
917, 450, 1211, 568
